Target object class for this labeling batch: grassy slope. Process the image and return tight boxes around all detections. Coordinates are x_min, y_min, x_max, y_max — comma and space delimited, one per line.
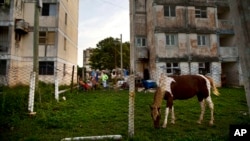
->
0, 87, 250, 141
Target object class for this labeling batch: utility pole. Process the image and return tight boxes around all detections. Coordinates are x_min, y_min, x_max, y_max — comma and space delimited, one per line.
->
33, 0, 42, 101
120, 34, 123, 73
29, 0, 42, 115
229, 0, 250, 115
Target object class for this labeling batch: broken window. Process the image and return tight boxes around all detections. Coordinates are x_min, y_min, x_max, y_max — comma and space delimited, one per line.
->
136, 37, 147, 47
195, 7, 207, 18
164, 5, 176, 17
41, 3, 56, 16
39, 61, 54, 75
199, 62, 210, 74
166, 62, 180, 75
39, 31, 55, 45
197, 34, 209, 46
166, 34, 178, 46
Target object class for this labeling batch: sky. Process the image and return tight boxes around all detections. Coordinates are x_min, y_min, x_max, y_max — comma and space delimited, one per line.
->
77, 0, 130, 67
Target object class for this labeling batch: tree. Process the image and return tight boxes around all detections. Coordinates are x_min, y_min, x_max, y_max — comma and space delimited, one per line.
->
89, 37, 130, 70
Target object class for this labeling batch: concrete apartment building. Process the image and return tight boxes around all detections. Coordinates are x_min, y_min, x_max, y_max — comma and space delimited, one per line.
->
130, 0, 242, 86
0, 0, 79, 86
83, 47, 94, 73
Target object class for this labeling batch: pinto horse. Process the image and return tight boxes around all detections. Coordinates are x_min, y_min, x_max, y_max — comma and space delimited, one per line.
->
150, 74, 220, 128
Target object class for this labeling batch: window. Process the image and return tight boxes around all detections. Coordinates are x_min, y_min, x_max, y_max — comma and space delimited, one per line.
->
164, 5, 176, 17
65, 13, 67, 25
166, 34, 177, 46
195, 7, 207, 18
136, 37, 147, 47
39, 61, 54, 75
0, 27, 8, 52
41, 3, 56, 16
63, 64, 66, 76
39, 31, 55, 45
64, 37, 67, 50
199, 62, 210, 74
166, 63, 180, 74
39, 32, 46, 44
197, 34, 209, 46
0, 60, 7, 75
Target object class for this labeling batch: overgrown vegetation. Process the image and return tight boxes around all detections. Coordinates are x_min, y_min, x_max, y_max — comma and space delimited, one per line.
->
0, 86, 249, 140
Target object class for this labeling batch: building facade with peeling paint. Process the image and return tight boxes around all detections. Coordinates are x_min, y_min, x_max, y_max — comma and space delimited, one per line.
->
0, 0, 78, 86
130, 0, 242, 87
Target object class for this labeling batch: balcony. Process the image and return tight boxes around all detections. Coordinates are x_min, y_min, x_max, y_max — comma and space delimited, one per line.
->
219, 46, 238, 62
15, 19, 29, 34
217, 20, 234, 34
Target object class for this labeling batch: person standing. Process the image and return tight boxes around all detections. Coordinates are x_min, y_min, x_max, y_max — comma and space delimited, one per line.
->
101, 72, 109, 89
91, 69, 96, 78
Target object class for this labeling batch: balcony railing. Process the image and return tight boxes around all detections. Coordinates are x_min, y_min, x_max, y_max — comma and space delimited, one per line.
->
218, 20, 233, 31
219, 46, 238, 58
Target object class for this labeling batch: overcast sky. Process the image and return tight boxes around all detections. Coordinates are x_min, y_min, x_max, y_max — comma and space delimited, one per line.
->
77, 0, 130, 67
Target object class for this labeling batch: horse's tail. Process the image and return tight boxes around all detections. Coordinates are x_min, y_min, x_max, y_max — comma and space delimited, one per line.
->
206, 76, 220, 96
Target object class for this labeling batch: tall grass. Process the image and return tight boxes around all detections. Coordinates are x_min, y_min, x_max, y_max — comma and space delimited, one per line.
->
0, 86, 249, 140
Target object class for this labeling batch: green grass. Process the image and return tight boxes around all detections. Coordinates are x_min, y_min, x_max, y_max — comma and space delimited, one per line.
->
0, 86, 250, 141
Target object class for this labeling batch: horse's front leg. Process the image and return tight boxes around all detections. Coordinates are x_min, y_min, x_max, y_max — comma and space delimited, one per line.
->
162, 97, 174, 128
162, 107, 169, 128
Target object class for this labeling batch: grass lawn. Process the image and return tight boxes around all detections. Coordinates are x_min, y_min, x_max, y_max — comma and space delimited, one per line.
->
0, 86, 250, 140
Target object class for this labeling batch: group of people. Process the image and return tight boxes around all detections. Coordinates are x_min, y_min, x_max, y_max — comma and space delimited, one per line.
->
79, 69, 109, 91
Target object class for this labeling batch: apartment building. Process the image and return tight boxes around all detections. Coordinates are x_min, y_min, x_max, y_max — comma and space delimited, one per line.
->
83, 47, 94, 72
0, 0, 79, 86
130, 0, 242, 86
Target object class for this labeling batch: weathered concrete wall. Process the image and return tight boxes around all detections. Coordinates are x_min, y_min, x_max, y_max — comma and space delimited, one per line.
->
155, 6, 186, 28
189, 34, 218, 58
155, 33, 218, 59
147, 0, 157, 80
130, 0, 225, 86
156, 33, 188, 58
134, 14, 147, 36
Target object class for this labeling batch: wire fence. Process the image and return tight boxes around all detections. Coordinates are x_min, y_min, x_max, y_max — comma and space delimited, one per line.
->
134, 62, 225, 88
0, 61, 77, 87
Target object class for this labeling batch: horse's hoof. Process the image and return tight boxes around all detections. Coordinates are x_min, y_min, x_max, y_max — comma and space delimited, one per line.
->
171, 121, 175, 124
162, 125, 167, 128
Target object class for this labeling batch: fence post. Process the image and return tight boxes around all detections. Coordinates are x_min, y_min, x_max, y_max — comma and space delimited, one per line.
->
128, 74, 135, 137
55, 71, 59, 102
71, 65, 75, 93
28, 72, 36, 114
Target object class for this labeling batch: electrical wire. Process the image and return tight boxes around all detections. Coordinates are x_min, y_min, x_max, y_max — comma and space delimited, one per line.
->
96, 0, 127, 10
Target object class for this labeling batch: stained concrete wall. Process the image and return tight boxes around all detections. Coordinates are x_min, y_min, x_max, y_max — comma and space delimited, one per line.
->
0, 0, 79, 86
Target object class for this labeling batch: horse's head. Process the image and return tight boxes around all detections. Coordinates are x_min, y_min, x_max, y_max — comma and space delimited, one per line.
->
150, 105, 161, 128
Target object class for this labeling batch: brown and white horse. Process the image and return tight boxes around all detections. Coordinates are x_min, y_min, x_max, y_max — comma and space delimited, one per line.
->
150, 74, 220, 128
